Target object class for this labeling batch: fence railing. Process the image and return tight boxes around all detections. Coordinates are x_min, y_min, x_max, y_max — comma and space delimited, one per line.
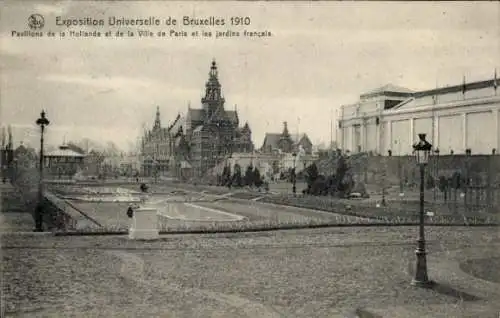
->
346, 153, 500, 213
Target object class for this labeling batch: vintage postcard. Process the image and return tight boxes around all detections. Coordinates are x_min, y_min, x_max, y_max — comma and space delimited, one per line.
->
1, 1, 499, 317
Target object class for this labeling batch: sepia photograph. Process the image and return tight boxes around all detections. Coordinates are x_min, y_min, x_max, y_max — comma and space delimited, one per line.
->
1, 1, 499, 317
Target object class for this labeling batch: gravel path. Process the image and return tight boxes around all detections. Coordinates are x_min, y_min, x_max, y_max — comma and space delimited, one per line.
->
2, 226, 499, 317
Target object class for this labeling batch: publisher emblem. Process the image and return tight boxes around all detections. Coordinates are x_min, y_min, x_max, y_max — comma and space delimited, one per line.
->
28, 14, 44, 30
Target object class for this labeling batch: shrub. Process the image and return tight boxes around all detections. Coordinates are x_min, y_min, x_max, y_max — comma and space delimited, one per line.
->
222, 165, 232, 187
253, 167, 263, 188
245, 165, 254, 186
232, 164, 243, 187
305, 163, 319, 188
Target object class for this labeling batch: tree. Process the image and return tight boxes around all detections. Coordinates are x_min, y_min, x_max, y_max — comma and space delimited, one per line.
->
245, 165, 254, 186
221, 165, 228, 186
223, 164, 232, 187
336, 155, 348, 190
253, 167, 262, 188
272, 160, 280, 175
305, 163, 319, 187
232, 164, 242, 187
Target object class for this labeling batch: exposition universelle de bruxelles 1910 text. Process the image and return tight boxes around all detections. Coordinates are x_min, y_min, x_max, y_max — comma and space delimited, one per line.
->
12, 16, 273, 39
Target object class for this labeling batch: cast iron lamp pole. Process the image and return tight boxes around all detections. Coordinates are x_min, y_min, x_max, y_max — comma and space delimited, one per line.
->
11, 157, 18, 183
35, 110, 50, 232
292, 152, 297, 195
433, 148, 440, 202
411, 133, 434, 288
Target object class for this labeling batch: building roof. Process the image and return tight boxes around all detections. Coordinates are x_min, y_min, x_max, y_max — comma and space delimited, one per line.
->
225, 110, 238, 123
241, 121, 251, 133
45, 145, 85, 157
364, 83, 414, 95
169, 115, 183, 135
414, 79, 496, 98
187, 109, 204, 122
187, 108, 239, 124
394, 79, 498, 111
262, 132, 311, 149
261, 133, 282, 149
291, 133, 311, 144
360, 84, 414, 99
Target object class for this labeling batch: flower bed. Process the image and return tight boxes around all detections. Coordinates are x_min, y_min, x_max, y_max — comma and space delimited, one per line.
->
61, 195, 141, 203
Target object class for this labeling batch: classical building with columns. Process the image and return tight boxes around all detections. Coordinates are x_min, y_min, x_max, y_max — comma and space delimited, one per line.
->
338, 77, 500, 155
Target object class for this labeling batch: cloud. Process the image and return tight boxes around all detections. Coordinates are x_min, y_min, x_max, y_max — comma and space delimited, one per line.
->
43, 73, 155, 89
1, 1, 499, 150
41, 73, 199, 97
33, 2, 71, 16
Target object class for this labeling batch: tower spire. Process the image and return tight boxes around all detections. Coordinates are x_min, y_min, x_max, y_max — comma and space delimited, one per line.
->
494, 68, 498, 94
154, 106, 161, 129
1, 126, 5, 149
7, 125, 13, 150
282, 121, 290, 137
462, 74, 466, 97
209, 58, 219, 81
202, 59, 224, 116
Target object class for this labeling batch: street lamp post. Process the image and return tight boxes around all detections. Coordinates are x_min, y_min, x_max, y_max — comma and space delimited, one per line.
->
292, 152, 297, 195
433, 148, 440, 202
203, 156, 208, 180
153, 160, 158, 183
11, 158, 18, 183
411, 133, 434, 288
35, 110, 49, 232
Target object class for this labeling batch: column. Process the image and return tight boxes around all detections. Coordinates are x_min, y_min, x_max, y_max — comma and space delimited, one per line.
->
350, 125, 355, 152
360, 122, 366, 152
340, 125, 345, 150
462, 113, 467, 152
495, 109, 500, 151
387, 120, 392, 155
409, 118, 414, 154
434, 115, 439, 150
376, 119, 380, 154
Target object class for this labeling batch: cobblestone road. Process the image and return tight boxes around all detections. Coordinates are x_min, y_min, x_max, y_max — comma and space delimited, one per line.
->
2, 226, 500, 317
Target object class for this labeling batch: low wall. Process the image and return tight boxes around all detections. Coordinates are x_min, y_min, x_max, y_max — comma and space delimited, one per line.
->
44, 191, 102, 230
12, 166, 98, 231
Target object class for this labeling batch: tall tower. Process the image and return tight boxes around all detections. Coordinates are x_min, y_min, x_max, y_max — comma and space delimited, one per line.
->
1, 126, 5, 149
201, 59, 225, 119
279, 121, 293, 153
153, 106, 161, 130
7, 125, 13, 150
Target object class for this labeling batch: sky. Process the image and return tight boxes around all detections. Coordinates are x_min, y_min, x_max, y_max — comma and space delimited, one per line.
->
1, 1, 499, 151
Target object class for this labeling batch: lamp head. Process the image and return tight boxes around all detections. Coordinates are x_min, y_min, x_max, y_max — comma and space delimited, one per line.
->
412, 133, 432, 165
36, 110, 50, 126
